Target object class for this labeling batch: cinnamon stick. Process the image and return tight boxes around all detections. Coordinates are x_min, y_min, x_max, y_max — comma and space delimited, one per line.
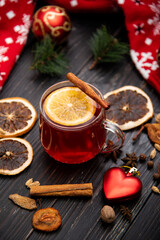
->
30, 183, 93, 197
66, 72, 110, 109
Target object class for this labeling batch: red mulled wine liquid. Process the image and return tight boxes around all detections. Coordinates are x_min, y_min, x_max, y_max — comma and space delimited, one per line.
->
40, 95, 106, 164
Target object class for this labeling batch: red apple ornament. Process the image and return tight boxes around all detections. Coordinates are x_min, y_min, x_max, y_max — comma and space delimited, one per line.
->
103, 167, 142, 202
32, 6, 72, 44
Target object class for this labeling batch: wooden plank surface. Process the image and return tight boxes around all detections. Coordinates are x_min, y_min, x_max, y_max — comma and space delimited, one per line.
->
0, 5, 160, 240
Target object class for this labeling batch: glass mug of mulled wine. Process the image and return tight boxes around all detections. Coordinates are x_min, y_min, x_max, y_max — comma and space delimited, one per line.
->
39, 81, 124, 164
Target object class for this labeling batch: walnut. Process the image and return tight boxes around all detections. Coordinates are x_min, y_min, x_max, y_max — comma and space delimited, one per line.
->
100, 205, 115, 223
32, 208, 61, 231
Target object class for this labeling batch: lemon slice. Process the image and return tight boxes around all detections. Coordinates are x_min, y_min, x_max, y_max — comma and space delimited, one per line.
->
44, 87, 96, 126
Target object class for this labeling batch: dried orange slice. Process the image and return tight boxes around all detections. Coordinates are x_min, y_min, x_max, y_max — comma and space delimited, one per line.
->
44, 87, 96, 126
32, 207, 61, 232
0, 97, 37, 138
104, 86, 154, 130
0, 138, 33, 175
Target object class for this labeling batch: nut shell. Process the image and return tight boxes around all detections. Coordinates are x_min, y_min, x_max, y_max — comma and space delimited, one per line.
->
101, 205, 115, 223
147, 161, 154, 169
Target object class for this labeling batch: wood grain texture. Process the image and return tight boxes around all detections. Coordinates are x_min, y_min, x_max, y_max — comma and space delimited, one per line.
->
0, 5, 160, 240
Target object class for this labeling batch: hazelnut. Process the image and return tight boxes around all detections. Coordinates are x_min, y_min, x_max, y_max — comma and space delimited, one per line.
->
101, 205, 115, 223
153, 173, 160, 180
147, 161, 154, 169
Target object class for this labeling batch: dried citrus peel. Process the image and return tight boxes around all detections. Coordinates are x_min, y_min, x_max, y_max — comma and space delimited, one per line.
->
0, 97, 37, 138
0, 138, 33, 175
104, 86, 154, 130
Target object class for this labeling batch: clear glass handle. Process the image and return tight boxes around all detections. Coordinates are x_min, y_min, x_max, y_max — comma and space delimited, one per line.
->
101, 120, 125, 153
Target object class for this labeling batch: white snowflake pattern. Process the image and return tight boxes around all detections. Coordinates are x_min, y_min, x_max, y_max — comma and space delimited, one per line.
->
117, 0, 125, 4
130, 50, 159, 79
10, 0, 18, 2
0, 0, 5, 7
148, 1, 160, 35
0, 46, 9, 62
0, 0, 18, 6
133, 23, 145, 35
132, 0, 144, 5
0, 72, 6, 81
14, 14, 31, 45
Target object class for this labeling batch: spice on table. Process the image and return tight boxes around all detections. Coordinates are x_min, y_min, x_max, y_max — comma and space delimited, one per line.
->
25, 178, 33, 187
100, 205, 116, 223
25, 178, 40, 188
30, 183, 93, 197
104, 139, 122, 162
32, 207, 61, 232
133, 123, 160, 145
139, 153, 147, 162
9, 194, 37, 210
154, 143, 160, 151
155, 113, 160, 123
147, 161, 154, 169
153, 162, 160, 180
121, 152, 138, 167
152, 186, 160, 194
120, 205, 132, 221
153, 173, 160, 180
150, 148, 156, 160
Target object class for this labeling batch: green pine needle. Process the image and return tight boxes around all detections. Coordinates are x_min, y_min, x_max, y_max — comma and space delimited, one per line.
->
89, 25, 129, 69
31, 36, 69, 76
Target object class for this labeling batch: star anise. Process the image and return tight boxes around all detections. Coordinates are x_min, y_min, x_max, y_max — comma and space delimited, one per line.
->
121, 152, 138, 167
104, 140, 122, 162
120, 205, 132, 221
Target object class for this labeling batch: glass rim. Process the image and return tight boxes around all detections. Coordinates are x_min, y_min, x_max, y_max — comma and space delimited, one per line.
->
39, 80, 105, 130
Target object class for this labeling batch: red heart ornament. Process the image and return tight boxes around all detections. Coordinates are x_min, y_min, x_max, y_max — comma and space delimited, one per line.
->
103, 167, 142, 202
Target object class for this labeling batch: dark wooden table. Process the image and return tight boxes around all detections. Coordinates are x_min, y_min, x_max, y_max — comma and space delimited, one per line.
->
0, 4, 160, 240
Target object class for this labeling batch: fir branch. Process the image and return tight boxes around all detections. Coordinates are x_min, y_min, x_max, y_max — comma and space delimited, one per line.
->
89, 25, 129, 70
31, 36, 69, 76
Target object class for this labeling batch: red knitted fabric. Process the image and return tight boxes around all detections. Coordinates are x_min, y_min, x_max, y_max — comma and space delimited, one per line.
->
0, 0, 35, 90
0, 0, 160, 94
117, 0, 160, 94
